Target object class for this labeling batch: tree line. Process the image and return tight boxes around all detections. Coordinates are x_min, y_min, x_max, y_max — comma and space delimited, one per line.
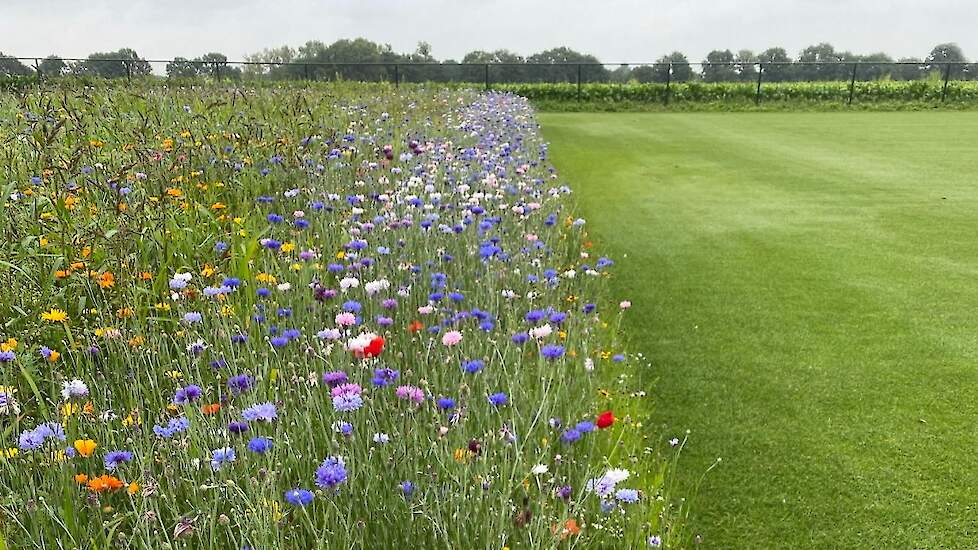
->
0, 41, 972, 83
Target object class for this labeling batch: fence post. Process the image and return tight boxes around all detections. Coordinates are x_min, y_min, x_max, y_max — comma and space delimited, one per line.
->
394, 64, 399, 87
848, 62, 857, 105
755, 63, 763, 105
577, 63, 582, 102
942, 63, 951, 102
125, 60, 132, 84
304, 63, 309, 80
213, 62, 220, 79
664, 63, 672, 105
484, 63, 490, 91
34, 58, 41, 82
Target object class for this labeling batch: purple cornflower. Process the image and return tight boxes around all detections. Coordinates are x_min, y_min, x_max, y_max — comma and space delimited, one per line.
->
371, 368, 399, 387
399, 481, 416, 499
173, 385, 203, 405
228, 421, 250, 435
227, 374, 254, 395
322, 371, 348, 387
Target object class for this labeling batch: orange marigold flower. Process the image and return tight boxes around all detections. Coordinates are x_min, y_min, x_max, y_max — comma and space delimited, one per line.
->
127, 482, 139, 495
97, 272, 115, 289
201, 403, 221, 415
87, 474, 124, 493
74, 473, 89, 484
552, 518, 581, 540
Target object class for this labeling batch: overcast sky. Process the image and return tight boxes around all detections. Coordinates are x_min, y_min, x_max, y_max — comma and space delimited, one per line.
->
2, 0, 974, 64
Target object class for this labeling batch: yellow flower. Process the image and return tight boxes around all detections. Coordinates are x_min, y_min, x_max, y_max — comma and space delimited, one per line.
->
165, 370, 183, 380
128, 481, 140, 495
46, 349, 60, 362
41, 309, 68, 323
74, 439, 97, 457
280, 242, 296, 254
211, 202, 226, 210
128, 335, 144, 348
39, 237, 49, 247
201, 264, 215, 278
0, 338, 17, 352
123, 412, 140, 427
256, 273, 277, 284
154, 302, 171, 312
61, 402, 78, 418
335, 251, 346, 259
453, 448, 474, 464
1, 448, 18, 459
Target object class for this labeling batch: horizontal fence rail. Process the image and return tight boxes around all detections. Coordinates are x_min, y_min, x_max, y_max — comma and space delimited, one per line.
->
2, 57, 977, 105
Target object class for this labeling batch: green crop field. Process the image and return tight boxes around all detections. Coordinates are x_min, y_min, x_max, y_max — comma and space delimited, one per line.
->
540, 111, 978, 548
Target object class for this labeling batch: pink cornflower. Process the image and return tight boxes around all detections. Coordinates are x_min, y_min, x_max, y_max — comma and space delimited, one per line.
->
335, 312, 357, 326
441, 330, 462, 347
395, 385, 425, 404
331, 383, 362, 398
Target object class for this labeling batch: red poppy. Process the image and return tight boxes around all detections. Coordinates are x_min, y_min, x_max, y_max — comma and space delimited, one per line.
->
362, 336, 385, 358
596, 410, 615, 429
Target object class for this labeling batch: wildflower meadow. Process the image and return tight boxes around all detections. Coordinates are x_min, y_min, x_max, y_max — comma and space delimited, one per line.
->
0, 83, 687, 548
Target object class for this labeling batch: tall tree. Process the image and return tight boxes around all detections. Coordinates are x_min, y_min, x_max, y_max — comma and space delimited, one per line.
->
797, 43, 844, 80
734, 50, 757, 81
243, 45, 296, 78
925, 43, 966, 75
857, 52, 894, 80
892, 57, 924, 80
38, 55, 67, 77
757, 47, 792, 82
525, 47, 607, 83
0, 53, 32, 77
702, 49, 736, 82
651, 52, 693, 83
73, 48, 151, 78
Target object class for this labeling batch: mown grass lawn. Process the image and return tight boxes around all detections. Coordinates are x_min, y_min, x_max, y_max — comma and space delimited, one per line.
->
539, 111, 978, 549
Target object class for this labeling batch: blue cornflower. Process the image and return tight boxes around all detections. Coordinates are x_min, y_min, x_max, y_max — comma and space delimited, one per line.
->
436, 397, 455, 411
248, 437, 273, 454
575, 421, 596, 433
399, 481, 416, 499
211, 447, 236, 470
270, 336, 289, 348
615, 488, 640, 503
153, 416, 190, 438
104, 450, 133, 471
488, 392, 508, 407
561, 429, 582, 443
332, 393, 363, 412
315, 457, 347, 489
242, 402, 277, 422
541, 344, 565, 360
285, 489, 314, 506
462, 359, 485, 374
183, 312, 203, 324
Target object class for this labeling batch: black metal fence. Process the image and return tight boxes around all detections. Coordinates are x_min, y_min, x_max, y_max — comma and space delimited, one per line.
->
3, 56, 977, 104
